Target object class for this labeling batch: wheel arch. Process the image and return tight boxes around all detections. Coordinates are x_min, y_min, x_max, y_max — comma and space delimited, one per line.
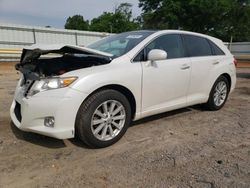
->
204, 72, 232, 110
206, 72, 232, 103
80, 84, 137, 120
220, 73, 232, 91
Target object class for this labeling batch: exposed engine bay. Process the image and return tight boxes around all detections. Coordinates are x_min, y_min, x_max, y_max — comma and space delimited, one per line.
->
16, 53, 111, 77
16, 45, 113, 80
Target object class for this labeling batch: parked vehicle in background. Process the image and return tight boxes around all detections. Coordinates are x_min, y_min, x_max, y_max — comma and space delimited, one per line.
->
10, 30, 236, 148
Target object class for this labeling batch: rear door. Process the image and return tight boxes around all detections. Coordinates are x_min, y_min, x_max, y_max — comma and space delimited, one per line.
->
182, 35, 222, 104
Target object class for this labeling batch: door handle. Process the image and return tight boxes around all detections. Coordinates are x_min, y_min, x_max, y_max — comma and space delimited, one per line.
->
181, 64, 190, 70
213, 61, 220, 65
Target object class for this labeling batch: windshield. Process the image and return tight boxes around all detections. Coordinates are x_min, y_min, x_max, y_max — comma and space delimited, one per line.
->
87, 31, 155, 57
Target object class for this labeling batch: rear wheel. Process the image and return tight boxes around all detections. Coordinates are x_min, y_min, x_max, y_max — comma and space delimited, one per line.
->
75, 89, 131, 148
204, 76, 230, 110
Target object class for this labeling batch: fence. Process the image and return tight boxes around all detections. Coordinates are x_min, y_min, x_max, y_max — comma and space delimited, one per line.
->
225, 42, 250, 56
0, 23, 250, 63
0, 23, 111, 61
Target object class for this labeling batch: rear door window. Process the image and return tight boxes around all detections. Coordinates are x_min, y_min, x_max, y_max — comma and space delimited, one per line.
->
183, 35, 212, 57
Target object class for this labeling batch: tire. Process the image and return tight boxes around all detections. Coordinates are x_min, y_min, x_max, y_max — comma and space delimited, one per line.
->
75, 89, 131, 148
204, 76, 230, 111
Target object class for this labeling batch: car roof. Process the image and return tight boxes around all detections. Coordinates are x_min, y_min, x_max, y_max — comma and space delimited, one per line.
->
158, 30, 222, 42
132, 29, 221, 42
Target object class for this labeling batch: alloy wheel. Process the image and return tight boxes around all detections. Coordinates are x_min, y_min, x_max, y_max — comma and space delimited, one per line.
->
91, 100, 126, 141
213, 81, 227, 106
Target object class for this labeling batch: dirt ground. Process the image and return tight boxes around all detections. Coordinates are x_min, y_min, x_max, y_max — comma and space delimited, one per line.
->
0, 62, 249, 188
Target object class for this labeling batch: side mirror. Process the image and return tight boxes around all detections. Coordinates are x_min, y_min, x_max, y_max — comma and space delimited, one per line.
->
147, 49, 167, 61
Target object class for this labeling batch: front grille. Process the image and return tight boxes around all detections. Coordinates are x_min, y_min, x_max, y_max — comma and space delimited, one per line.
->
14, 101, 22, 122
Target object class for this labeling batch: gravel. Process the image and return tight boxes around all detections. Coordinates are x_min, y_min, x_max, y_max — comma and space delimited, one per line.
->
0, 63, 249, 188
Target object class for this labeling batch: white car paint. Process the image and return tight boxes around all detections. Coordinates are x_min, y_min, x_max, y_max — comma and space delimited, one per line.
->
141, 57, 191, 117
10, 30, 236, 139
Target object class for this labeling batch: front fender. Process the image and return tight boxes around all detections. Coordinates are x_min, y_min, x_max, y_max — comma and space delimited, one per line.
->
66, 61, 143, 118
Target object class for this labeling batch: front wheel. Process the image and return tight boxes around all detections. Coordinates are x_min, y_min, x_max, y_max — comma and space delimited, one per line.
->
204, 76, 230, 110
75, 89, 131, 148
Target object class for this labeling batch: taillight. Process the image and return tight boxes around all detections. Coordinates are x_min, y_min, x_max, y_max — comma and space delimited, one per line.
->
233, 57, 238, 67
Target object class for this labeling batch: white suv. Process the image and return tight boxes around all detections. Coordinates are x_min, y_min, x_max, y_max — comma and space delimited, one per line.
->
10, 30, 236, 148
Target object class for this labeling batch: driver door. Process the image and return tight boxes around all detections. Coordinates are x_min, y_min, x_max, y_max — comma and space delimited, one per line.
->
136, 34, 191, 117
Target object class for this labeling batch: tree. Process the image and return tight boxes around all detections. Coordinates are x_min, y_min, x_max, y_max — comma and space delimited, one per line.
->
90, 3, 140, 33
89, 12, 115, 33
65, 15, 89, 30
225, 0, 250, 42
139, 0, 250, 41
115, 3, 133, 20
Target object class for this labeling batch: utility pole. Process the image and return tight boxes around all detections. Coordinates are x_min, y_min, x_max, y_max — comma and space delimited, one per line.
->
229, 35, 233, 52
110, 24, 113, 33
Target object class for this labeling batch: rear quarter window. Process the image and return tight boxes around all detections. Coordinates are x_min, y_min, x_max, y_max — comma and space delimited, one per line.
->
208, 40, 225, 56
183, 35, 212, 57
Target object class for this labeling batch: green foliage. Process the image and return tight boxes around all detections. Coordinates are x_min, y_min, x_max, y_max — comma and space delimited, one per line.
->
64, 15, 89, 30
139, 0, 250, 41
65, 3, 140, 33
89, 12, 114, 33
64, 1, 250, 41
90, 3, 140, 33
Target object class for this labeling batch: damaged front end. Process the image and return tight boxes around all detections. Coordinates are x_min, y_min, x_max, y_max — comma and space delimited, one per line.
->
15, 44, 113, 96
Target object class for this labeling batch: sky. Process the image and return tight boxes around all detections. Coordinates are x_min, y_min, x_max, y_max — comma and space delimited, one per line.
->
0, 0, 141, 28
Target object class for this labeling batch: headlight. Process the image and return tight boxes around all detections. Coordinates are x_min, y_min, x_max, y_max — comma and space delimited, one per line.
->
27, 76, 78, 96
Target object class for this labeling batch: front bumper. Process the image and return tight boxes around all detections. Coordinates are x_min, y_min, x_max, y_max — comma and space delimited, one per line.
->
10, 84, 88, 139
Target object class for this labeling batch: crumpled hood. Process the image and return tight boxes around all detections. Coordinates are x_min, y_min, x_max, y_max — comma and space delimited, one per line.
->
20, 44, 113, 62
16, 44, 113, 81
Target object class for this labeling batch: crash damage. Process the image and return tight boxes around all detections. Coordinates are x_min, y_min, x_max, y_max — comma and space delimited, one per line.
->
16, 44, 113, 79
14, 44, 113, 97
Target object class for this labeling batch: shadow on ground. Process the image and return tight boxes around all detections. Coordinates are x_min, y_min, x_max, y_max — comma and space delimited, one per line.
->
132, 105, 203, 126
10, 105, 204, 149
10, 121, 66, 149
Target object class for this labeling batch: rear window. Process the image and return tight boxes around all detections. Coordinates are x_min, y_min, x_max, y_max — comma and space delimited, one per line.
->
208, 40, 225, 55
183, 35, 212, 57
